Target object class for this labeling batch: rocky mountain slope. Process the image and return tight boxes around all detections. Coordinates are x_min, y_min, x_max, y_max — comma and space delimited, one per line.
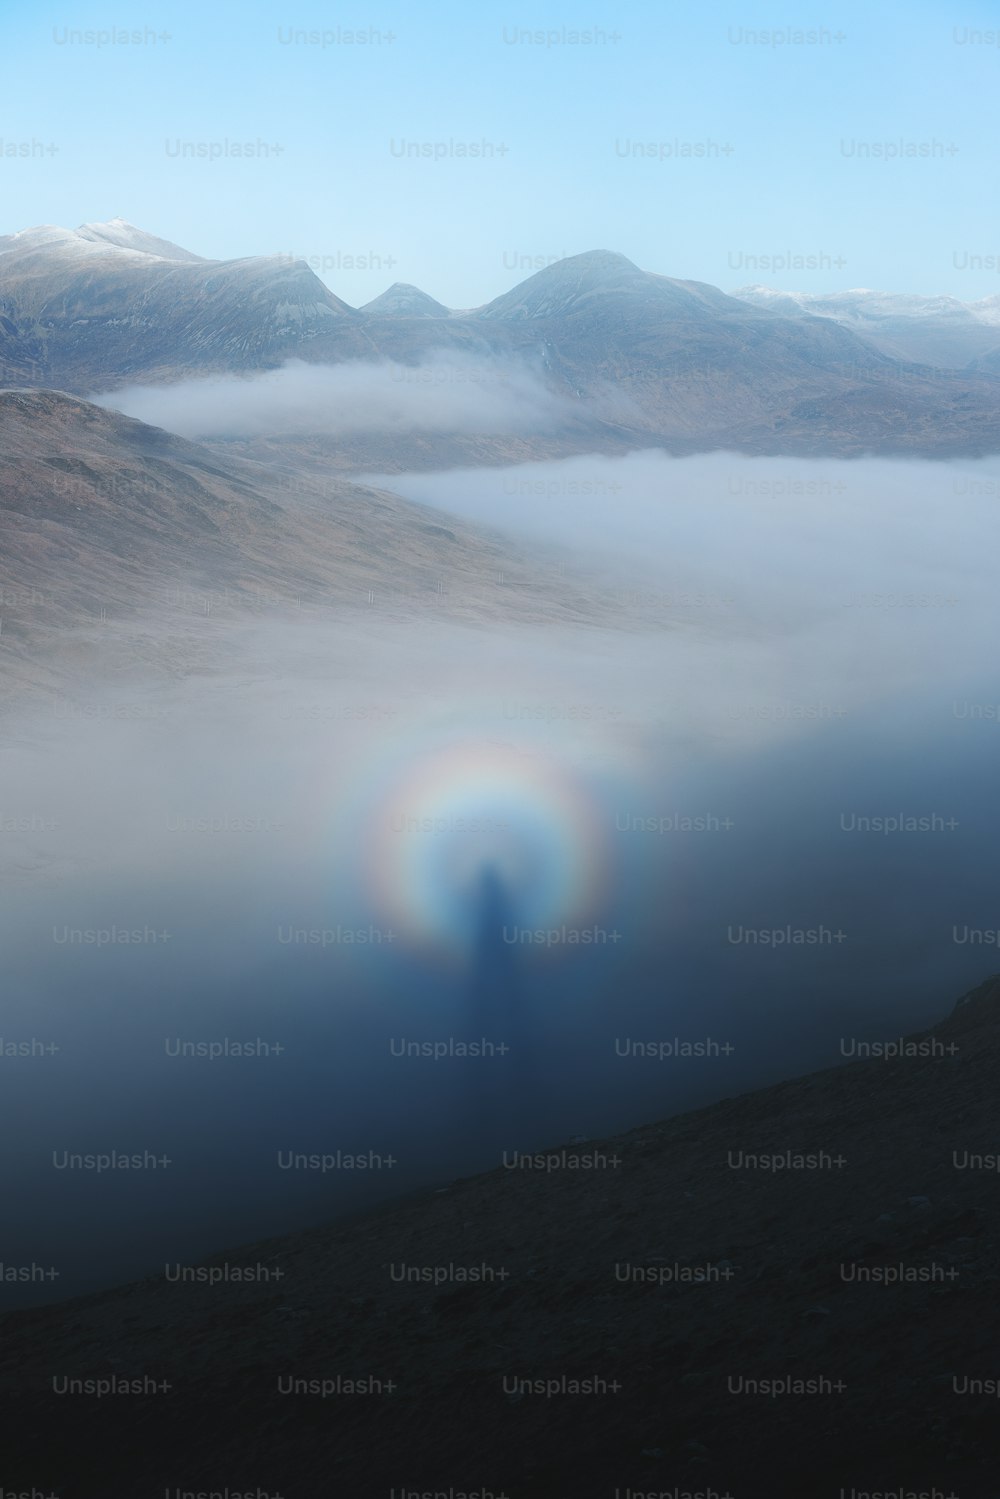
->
0, 388, 663, 701
3, 973, 1000, 1497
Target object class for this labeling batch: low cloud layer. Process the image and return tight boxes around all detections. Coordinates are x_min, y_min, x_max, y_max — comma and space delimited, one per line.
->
375, 448, 1000, 725
92, 355, 579, 439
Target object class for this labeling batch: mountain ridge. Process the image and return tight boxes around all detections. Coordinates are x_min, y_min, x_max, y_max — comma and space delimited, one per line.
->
4, 221, 1000, 458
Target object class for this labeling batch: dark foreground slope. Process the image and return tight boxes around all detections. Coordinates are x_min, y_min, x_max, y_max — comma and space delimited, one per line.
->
4, 977, 1000, 1497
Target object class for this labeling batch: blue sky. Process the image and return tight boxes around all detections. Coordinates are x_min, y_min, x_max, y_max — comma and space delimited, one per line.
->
2, 0, 998, 306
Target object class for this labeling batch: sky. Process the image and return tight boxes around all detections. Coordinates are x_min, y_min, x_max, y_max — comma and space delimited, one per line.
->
2, 0, 999, 307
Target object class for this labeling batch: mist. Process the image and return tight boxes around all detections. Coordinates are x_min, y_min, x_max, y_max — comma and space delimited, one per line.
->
3, 449, 998, 1307
91, 354, 587, 439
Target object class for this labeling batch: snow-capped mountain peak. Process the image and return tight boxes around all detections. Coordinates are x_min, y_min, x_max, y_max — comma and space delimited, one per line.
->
75, 219, 206, 262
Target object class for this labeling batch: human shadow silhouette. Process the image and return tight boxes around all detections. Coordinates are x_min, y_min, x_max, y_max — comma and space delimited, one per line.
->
454, 862, 540, 1156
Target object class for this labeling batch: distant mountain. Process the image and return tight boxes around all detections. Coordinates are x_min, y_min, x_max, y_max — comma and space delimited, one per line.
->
968, 294, 1000, 327
359, 281, 451, 318
3, 971, 999, 1495
479, 249, 754, 322
4, 223, 1000, 458
732, 283, 1000, 368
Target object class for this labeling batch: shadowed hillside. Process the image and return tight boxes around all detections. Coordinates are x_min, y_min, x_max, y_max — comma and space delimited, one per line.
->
3, 975, 999, 1497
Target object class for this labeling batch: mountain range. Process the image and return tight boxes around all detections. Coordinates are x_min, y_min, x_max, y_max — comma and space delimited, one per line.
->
4, 220, 1000, 460
732, 283, 1000, 368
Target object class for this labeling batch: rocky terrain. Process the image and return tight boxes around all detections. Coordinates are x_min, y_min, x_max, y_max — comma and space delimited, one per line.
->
3, 974, 1000, 1497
